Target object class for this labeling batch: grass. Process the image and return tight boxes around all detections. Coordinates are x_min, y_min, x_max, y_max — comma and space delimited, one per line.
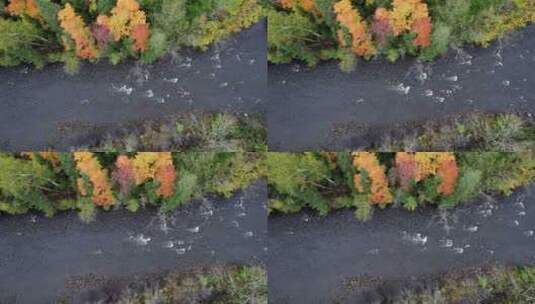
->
395, 264, 535, 304
66, 111, 266, 152
86, 264, 267, 304
329, 111, 535, 152
373, 112, 535, 152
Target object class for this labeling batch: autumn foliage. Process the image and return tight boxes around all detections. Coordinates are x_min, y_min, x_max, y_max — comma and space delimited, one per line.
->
274, 0, 433, 62
5, 0, 40, 19
279, 0, 318, 14
113, 152, 176, 198
334, 0, 376, 57
390, 0, 431, 47
351, 152, 459, 205
72, 152, 177, 207
74, 152, 115, 206
96, 0, 150, 52
112, 155, 136, 195
369, 0, 432, 49
22, 151, 61, 166
395, 152, 459, 195
58, 4, 99, 59
352, 152, 392, 204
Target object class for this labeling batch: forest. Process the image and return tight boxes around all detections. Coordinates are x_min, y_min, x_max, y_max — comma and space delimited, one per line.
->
267, 0, 535, 70
267, 152, 535, 220
0, 0, 262, 72
0, 152, 264, 221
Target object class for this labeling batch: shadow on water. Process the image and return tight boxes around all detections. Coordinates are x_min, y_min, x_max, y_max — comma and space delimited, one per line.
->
0, 21, 266, 151
268, 183, 535, 304
0, 180, 267, 304
268, 24, 535, 151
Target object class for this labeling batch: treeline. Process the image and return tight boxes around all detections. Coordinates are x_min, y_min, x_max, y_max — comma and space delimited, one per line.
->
0, 0, 262, 72
268, 0, 535, 70
0, 152, 263, 221
267, 152, 535, 220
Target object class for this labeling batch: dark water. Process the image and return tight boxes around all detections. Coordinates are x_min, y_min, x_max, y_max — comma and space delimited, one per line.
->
268, 184, 535, 303
0, 21, 266, 151
0, 180, 267, 304
268, 24, 535, 151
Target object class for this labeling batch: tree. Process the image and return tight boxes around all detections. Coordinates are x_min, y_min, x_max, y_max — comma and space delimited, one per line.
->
73, 152, 114, 206
58, 3, 98, 59
334, 0, 376, 57
352, 152, 392, 204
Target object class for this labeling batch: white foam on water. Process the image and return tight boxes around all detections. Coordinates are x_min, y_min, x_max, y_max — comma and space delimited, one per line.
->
367, 249, 380, 255
163, 78, 178, 83
112, 84, 133, 95
128, 234, 151, 246
187, 226, 200, 233
439, 239, 453, 248
402, 231, 428, 246
466, 226, 478, 233
392, 83, 411, 95
163, 241, 174, 248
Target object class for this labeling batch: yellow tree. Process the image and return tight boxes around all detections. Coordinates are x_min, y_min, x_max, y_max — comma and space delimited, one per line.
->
96, 0, 149, 52
129, 152, 176, 198
390, 0, 431, 47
